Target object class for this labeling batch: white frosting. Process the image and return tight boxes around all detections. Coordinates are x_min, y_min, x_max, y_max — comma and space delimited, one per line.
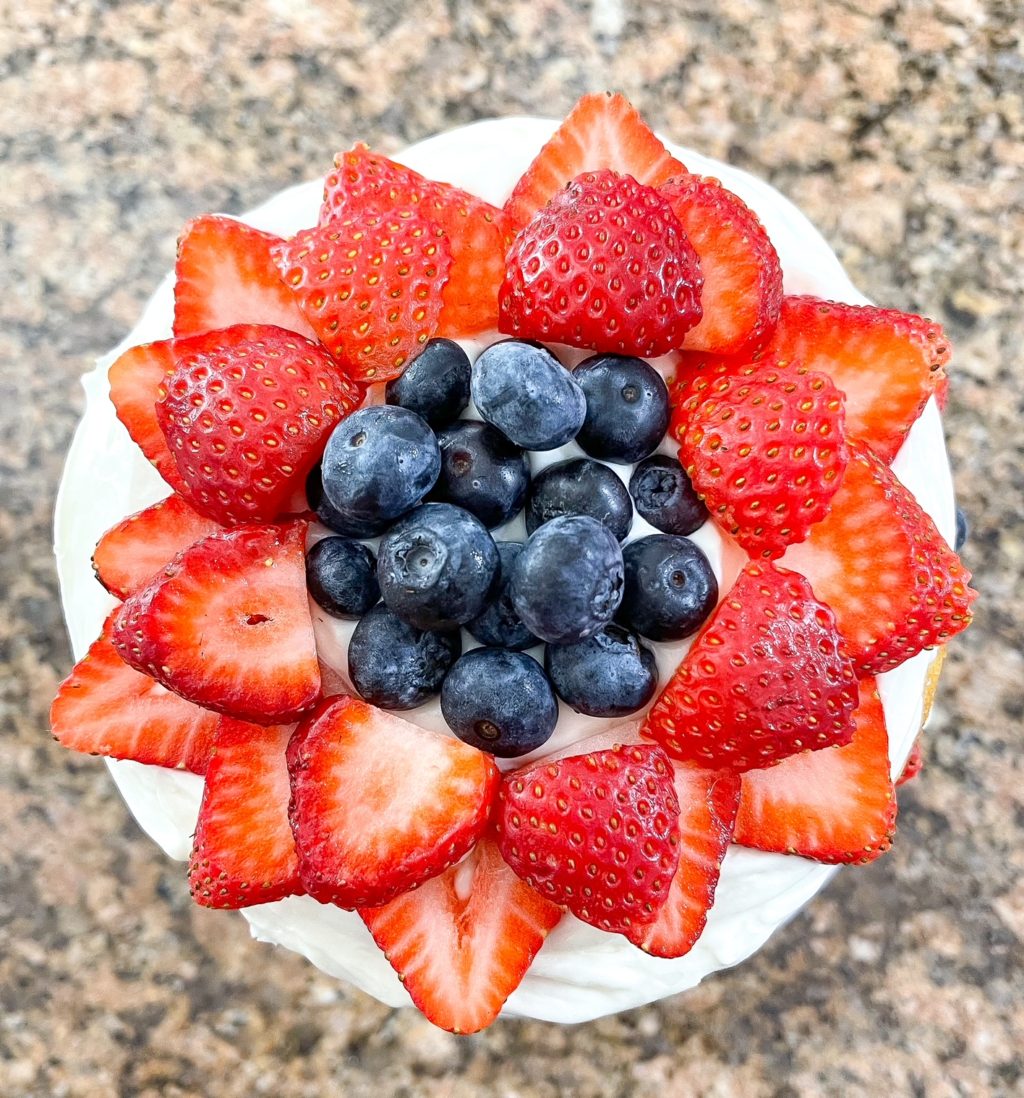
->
53, 118, 955, 1024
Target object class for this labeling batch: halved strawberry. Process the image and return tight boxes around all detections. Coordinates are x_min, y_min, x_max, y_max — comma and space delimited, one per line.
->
173, 215, 317, 340
504, 92, 686, 231
111, 521, 320, 723
781, 444, 976, 674
734, 678, 896, 864
92, 494, 222, 600
641, 560, 859, 771
898, 739, 923, 786
50, 613, 218, 774
320, 145, 509, 335
272, 210, 451, 383
287, 696, 499, 908
359, 837, 561, 1034
661, 175, 783, 355
188, 718, 302, 908
627, 765, 740, 958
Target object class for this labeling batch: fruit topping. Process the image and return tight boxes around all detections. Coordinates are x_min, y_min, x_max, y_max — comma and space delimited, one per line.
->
496, 743, 681, 935
545, 624, 658, 718
510, 515, 624, 644
500, 170, 703, 359
898, 739, 924, 786
466, 542, 539, 652
111, 522, 320, 724
675, 361, 849, 559
734, 678, 896, 864
92, 494, 222, 601
384, 337, 471, 430
781, 443, 976, 674
272, 210, 451, 382
305, 536, 379, 620
660, 175, 782, 355
618, 534, 718, 642
188, 718, 302, 908
287, 695, 499, 908
641, 560, 858, 771
173, 215, 316, 340
432, 420, 530, 529
572, 354, 671, 465
628, 454, 707, 536
156, 324, 362, 525
441, 648, 558, 757
504, 91, 686, 231
526, 457, 634, 543
955, 505, 969, 551
306, 462, 391, 540
359, 838, 561, 1034
50, 613, 219, 774
471, 339, 586, 451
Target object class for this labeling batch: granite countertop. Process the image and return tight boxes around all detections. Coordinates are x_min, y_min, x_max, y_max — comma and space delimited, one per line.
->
2, 1, 1021, 1094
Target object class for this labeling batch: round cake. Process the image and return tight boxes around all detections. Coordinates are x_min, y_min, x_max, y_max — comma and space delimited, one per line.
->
52, 97, 973, 1028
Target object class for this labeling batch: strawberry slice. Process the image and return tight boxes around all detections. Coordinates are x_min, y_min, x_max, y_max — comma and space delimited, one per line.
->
641, 560, 859, 771
359, 837, 561, 1034
627, 765, 740, 958
287, 696, 499, 908
50, 613, 218, 774
173, 215, 317, 341
661, 175, 783, 355
782, 444, 976, 674
92, 494, 222, 600
751, 297, 951, 462
189, 718, 302, 908
898, 739, 923, 786
734, 678, 897, 863
504, 92, 686, 231
320, 144, 510, 335
272, 210, 451, 383
111, 521, 320, 723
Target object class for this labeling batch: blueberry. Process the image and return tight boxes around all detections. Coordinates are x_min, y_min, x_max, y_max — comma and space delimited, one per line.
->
466, 542, 538, 651
510, 515, 624, 644
545, 625, 658, 717
321, 405, 440, 526
955, 505, 969, 552
385, 338, 471, 429
348, 603, 461, 710
306, 537, 380, 619
433, 420, 530, 529
526, 458, 633, 542
377, 503, 499, 630
307, 464, 391, 538
618, 535, 718, 642
629, 454, 707, 536
573, 354, 670, 464
471, 340, 586, 450
441, 648, 557, 757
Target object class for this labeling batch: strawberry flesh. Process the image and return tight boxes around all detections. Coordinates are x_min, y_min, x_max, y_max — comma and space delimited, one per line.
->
898, 739, 924, 786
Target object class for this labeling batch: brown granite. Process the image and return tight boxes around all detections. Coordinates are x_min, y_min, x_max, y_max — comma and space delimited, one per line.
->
1, 1, 1022, 1094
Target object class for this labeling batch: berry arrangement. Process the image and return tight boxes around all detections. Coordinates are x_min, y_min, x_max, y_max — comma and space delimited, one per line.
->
52, 93, 975, 1033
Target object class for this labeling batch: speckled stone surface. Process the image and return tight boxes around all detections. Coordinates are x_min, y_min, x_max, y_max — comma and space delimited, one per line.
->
2, 1, 1022, 1094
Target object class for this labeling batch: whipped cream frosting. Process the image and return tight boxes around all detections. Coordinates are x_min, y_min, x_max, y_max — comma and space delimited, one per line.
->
54, 118, 955, 1024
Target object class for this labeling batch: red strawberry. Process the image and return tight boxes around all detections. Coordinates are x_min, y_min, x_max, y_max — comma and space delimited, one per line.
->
641, 560, 859, 771
627, 765, 740, 958
111, 521, 320, 723
92, 494, 222, 600
496, 743, 681, 936
173, 215, 317, 341
359, 837, 561, 1034
272, 211, 451, 383
156, 323, 362, 525
504, 92, 686, 231
660, 175, 783, 355
782, 444, 976, 674
750, 297, 951, 462
287, 696, 499, 908
676, 361, 850, 558
320, 144, 510, 335
500, 170, 703, 358
898, 739, 924, 786
50, 614, 218, 774
734, 678, 897, 863
189, 718, 302, 908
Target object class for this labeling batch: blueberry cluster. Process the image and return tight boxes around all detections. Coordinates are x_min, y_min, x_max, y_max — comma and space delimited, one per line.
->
305, 338, 717, 759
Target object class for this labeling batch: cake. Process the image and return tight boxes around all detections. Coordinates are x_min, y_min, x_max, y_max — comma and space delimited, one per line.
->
51, 94, 975, 1030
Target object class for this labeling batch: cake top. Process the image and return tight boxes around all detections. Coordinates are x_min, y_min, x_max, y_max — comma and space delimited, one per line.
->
51, 93, 974, 1034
